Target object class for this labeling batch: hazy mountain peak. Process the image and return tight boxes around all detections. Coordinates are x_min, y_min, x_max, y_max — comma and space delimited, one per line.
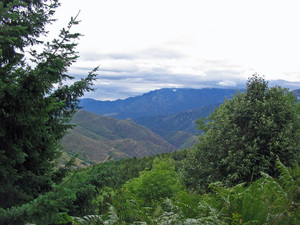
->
79, 88, 238, 120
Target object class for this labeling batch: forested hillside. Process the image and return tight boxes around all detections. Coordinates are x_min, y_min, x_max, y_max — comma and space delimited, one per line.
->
61, 110, 176, 165
74, 89, 236, 158
64, 88, 300, 167
136, 103, 221, 135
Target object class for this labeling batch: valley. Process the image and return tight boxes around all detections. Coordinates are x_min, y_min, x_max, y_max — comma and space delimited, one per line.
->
61, 88, 238, 165
61, 87, 300, 166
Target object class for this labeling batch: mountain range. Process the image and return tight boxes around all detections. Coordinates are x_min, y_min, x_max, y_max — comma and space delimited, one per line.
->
61, 88, 300, 166
79, 88, 238, 120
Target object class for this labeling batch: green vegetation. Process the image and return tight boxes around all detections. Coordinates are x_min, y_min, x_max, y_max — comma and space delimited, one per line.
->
1, 0, 299, 224
124, 158, 183, 204
1, 153, 298, 224
0, 0, 97, 209
182, 74, 300, 192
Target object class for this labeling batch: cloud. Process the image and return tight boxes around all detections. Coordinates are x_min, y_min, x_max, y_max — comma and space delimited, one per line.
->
81, 52, 135, 61
50, 0, 300, 101
80, 46, 185, 61
268, 80, 300, 90
70, 54, 252, 100
82, 69, 246, 100
67, 33, 299, 101
100, 63, 139, 73
72, 61, 300, 101
139, 47, 185, 59
218, 80, 237, 87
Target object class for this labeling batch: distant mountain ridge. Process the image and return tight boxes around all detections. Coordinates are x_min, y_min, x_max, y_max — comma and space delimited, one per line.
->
79, 88, 238, 120
63, 88, 300, 166
135, 103, 221, 135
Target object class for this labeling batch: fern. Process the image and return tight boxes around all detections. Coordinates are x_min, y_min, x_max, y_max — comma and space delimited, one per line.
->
115, 198, 150, 223
269, 157, 299, 224
256, 157, 299, 224
153, 211, 182, 224
105, 205, 119, 224
208, 181, 269, 224
72, 215, 104, 225
275, 157, 299, 196
71, 207, 119, 225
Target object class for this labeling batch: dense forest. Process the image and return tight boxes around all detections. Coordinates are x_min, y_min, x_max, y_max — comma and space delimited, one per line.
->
0, 1, 299, 224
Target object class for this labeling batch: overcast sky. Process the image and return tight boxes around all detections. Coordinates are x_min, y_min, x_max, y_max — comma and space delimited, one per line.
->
45, 0, 300, 100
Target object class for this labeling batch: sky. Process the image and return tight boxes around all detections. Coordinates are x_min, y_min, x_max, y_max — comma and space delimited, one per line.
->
44, 0, 300, 100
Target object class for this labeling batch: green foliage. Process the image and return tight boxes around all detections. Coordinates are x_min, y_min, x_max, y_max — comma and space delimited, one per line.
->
118, 158, 299, 224
0, 174, 76, 224
0, 0, 97, 210
52, 156, 157, 219
260, 158, 300, 224
182, 74, 300, 191
124, 158, 184, 204
207, 158, 300, 224
0, 165, 105, 224
7, 151, 294, 225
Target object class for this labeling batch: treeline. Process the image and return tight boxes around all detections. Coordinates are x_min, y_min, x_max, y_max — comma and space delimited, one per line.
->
1, 149, 299, 224
0, 150, 186, 224
71, 156, 299, 225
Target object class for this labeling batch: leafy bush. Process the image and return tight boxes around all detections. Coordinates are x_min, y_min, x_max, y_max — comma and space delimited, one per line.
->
124, 158, 184, 204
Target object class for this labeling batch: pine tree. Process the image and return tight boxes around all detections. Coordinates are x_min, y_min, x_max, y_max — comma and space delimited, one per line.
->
0, 0, 97, 208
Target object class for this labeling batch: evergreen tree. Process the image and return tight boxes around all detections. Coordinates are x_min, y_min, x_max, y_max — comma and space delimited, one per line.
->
0, 0, 97, 208
182, 74, 300, 192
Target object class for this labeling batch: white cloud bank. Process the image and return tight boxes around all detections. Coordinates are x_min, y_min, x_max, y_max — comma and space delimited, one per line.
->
44, 0, 300, 100
218, 81, 237, 87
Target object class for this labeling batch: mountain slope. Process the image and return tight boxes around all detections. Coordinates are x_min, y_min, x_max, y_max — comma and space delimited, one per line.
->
136, 103, 221, 135
79, 88, 238, 120
61, 110, 176, 165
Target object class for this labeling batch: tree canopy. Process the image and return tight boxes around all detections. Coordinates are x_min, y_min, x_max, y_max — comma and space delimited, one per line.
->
0, 0, 97, 208
182, 74, 300, 192
124, 158, 183, 204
